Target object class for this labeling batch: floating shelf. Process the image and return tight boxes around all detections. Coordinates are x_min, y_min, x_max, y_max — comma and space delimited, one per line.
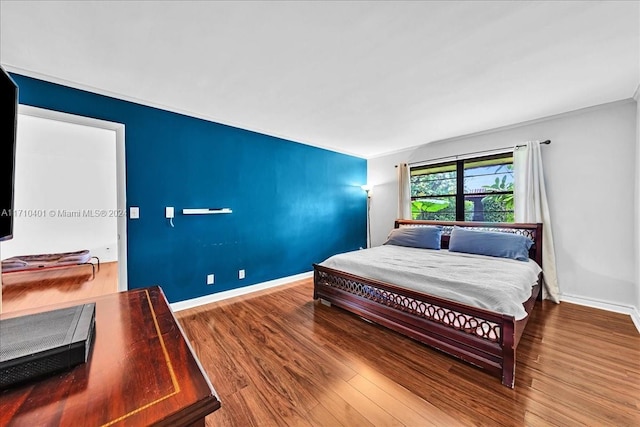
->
182, 208, 232, 215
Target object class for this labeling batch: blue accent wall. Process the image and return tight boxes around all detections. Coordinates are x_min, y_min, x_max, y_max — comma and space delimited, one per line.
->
11, 74, 367, 303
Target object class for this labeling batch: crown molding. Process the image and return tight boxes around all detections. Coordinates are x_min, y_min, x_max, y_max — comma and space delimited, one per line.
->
1, 64, 365, 160
368, 98, 636, 160
4, 63, 633, 162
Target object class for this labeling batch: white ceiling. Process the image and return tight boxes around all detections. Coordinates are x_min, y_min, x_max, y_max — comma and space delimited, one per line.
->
1, 1, 638, 158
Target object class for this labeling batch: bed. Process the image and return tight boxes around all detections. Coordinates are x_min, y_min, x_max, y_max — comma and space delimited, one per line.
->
1, 250, 100, 280
313, 220, 543, 388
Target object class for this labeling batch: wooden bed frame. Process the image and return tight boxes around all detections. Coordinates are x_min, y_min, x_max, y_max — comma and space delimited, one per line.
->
313, 220, 543, 388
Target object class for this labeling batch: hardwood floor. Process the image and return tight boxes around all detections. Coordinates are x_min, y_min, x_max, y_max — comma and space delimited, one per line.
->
175, 278, 640, 427
1, 261, 118, 313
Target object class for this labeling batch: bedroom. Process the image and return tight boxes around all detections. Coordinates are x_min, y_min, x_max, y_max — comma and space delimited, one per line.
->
0, 1, 638, 426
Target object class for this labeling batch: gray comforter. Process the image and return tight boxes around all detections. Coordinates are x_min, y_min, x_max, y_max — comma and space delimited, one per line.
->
319, 245, 542, 320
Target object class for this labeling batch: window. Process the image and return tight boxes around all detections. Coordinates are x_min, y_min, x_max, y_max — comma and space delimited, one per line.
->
410, 153, 514, 222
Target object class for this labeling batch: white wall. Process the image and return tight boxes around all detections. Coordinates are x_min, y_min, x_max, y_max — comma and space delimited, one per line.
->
1, 114, 118, 262
368, 150, 411, 245
368, 100, 637, 308
635, 91, 640, 317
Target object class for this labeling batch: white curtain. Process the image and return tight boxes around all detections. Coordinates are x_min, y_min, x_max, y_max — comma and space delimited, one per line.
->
514, 141, 560, 303
397, 163, 411, 219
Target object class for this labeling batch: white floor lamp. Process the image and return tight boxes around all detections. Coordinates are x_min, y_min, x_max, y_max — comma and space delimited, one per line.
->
361, 185, 373, 248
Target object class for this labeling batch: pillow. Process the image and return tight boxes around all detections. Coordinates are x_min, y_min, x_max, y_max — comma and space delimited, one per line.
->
384, 226, 442, 250
448, 226, 533, 261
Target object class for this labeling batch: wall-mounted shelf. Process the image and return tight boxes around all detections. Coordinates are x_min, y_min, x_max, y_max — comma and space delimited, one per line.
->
182, 208, 232, 215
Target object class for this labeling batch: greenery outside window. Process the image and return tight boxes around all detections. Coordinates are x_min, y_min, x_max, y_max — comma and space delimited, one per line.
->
410, 153, 514, 222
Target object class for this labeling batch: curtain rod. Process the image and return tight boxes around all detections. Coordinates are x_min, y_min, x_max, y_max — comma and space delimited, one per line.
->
516, 139, 551, 148
396, 139, 551, 168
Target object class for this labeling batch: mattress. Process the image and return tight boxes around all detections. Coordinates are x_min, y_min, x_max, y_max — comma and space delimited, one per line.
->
319, 245, 542, 320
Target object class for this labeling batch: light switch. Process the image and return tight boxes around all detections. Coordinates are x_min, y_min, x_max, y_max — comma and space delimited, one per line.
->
130, 207, 140, 219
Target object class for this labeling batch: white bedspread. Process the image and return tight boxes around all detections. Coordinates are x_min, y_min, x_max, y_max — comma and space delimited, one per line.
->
319, 245, 542, 320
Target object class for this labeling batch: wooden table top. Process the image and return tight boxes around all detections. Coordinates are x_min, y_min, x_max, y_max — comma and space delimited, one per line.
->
0, 286, 221, 426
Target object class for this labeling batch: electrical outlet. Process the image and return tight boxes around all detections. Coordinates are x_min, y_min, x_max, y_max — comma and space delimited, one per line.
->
207, 274, 214, 285
239, 269, 245, 279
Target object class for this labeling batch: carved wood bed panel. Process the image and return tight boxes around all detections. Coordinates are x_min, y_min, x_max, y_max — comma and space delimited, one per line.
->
313, 220, 543, 388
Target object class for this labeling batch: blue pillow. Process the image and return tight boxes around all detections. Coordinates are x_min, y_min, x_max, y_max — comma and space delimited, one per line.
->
448, 226, 532, 261
384, 226, 442, 250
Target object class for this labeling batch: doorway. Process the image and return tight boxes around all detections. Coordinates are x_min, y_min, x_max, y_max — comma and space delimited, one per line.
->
0, 106, 127, 312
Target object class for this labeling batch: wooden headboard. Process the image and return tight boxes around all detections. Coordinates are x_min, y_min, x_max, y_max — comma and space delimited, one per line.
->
394, 220, 543, 268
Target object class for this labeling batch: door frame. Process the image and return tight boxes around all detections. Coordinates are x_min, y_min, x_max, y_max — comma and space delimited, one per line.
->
18, 105, 128, 291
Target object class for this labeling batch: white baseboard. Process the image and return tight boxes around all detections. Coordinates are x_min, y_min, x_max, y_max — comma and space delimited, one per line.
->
170, 271, 313, 312
631, 308, 640, 334
560, 293, 640, 334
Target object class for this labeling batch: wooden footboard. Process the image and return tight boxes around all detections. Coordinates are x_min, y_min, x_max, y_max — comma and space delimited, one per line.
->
313, 220, 543, 388
314, 265, 541, 388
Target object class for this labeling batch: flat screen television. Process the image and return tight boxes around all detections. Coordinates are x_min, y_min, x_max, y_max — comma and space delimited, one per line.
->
0, 65, 18, 241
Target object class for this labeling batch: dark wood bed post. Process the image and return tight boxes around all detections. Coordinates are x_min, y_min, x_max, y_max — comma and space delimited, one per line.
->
535, 222, 543, 301
501, 316, 516, 388
535, 223, 543, 268
313, 269, 319, 300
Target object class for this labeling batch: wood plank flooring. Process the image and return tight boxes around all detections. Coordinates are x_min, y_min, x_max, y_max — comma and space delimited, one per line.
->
175, 278, 640, 427
1, 261, 118, 313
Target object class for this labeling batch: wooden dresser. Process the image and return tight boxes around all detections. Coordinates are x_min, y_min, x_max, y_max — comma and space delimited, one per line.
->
0, 286, 220, 426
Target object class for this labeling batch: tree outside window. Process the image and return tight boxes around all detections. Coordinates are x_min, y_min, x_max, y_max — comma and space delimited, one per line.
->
410, 153, 514, 222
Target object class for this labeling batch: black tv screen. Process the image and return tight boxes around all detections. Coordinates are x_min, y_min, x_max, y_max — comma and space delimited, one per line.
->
0, 66, 17, 241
